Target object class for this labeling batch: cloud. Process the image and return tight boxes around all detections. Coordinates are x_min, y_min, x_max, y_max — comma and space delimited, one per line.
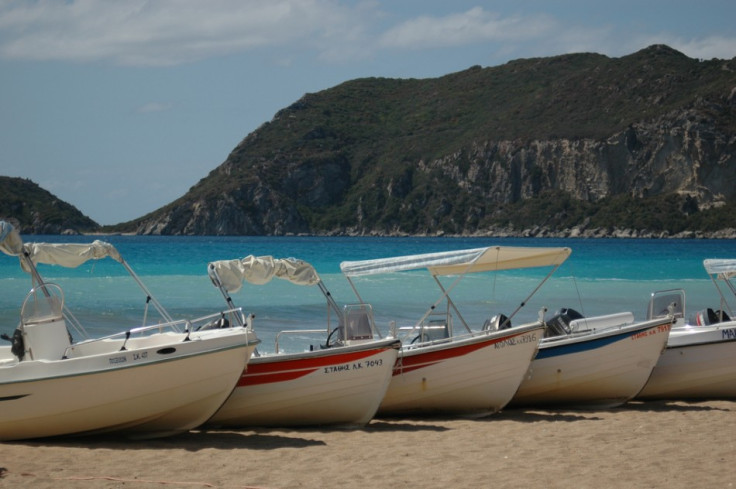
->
651, 35, 736, 61
0, 1, 733, 68
0, 0, 371, 66
377, 7, 558, 50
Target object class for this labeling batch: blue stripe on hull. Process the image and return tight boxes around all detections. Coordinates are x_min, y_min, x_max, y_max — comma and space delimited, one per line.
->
535, 330, 634, 359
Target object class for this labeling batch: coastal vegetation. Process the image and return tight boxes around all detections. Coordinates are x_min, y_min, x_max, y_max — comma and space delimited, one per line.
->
3, 45, 735, 237
0, 177, 98, 234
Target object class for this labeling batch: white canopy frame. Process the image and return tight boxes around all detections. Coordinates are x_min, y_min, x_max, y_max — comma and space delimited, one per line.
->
340, 245, 572, 336
208, 255, 386, 352
1, 220, 174, 339
208, 255, 343, 328
703, 259, 736, 318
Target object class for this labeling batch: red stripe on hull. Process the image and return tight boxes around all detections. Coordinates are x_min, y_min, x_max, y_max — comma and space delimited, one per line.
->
238, 346, 392, 387
395, 330, 531, 375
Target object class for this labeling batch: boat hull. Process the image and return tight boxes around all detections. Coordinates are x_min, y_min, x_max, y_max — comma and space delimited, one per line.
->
510, 318, 671, 408
207, 338, 400, 427
377, 324, 543, 416
637, 323, 736, 400
0, 328, 257, 441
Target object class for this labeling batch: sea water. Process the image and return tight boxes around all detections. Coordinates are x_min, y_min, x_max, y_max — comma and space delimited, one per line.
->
1, 235, 735, 352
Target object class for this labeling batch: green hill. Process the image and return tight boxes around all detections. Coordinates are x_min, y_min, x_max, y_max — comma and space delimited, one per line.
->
117, 45, 735, 237
6, 45, 735, 237
0, 177, 99, 234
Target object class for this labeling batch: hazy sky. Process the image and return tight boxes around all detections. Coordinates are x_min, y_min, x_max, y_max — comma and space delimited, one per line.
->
1, 1, 734, 225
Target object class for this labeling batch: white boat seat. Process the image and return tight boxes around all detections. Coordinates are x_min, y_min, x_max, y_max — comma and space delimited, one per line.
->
415, 320, 449, 343
343, 309, 373, 341
20, 318, 72, 360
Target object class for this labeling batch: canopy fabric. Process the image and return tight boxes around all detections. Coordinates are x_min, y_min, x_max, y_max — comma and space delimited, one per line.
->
210, 255, 321, 293
340, 246, 571, 277
21, 240, 123, 272
0, 220, 23, 256
703, 259, 736, 279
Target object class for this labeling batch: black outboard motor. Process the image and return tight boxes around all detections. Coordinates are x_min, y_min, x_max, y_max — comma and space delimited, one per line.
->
196, 314, 231, 331
692, 308, 731, 326
1, 328, 25, 361
483, 314, 511, 331
545, 308, 584, 337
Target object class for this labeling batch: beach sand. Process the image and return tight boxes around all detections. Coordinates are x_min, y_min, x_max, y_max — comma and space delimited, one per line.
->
1, 400, 733, 489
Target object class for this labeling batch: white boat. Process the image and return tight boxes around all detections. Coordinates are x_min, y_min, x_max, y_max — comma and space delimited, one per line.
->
0, 221, 259, 441
340, 246, 568, 416
637, 258, 736, 400
204, 255, 400, 427
509, 307, 673, 408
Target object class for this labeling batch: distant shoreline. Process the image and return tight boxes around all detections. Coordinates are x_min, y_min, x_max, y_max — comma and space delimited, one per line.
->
72, 227, 736, 239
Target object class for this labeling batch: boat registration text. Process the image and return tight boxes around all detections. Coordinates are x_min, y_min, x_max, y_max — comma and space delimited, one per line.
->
324, 358, 383, 374
631, 324, 671, 340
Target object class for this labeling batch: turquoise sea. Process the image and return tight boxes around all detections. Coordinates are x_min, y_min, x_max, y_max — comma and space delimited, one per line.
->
2, 235, 735, 352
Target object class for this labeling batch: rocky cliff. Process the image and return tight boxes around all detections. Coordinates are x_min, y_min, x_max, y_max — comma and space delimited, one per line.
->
124, 45, 736, 237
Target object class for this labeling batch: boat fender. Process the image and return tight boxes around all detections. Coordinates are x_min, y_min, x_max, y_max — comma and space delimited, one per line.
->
0, 329, 25, 361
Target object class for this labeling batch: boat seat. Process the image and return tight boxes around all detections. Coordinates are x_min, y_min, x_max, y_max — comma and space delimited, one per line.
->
413, 320, 449, 343
20, 318, 72, 360
343, 309, 373, 341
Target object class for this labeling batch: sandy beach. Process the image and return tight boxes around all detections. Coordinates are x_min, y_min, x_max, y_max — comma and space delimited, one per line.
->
1, 400, 733, 489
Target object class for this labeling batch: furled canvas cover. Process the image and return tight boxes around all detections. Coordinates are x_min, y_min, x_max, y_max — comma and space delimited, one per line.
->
210, 255, 320, 293
21, 240, 123, 271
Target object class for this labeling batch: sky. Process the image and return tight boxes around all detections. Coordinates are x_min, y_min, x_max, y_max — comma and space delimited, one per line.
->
1, 1, 735, 226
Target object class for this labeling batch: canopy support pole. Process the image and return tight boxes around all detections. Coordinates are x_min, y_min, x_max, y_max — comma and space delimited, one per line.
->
505, 263, 564, 323
119, 259, 174, 324
208, 264, 245, 327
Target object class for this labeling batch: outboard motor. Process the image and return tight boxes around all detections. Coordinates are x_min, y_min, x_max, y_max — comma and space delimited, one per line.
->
197, 314, 231, 331
692, 308, 730, 326
545, 307, 584, 337
483, 314, 511, 331
0, 328, 25, 361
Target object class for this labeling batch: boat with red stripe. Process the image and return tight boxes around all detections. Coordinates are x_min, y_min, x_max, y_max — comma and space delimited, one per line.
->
204, 255, 400, 428
341, 246, 568, 415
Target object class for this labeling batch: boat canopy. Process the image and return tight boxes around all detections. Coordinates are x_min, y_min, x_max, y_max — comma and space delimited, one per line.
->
209, 255, 321, 293
1, 220, 175, 336
340, 246, 571, 277
704, 259, 736, 279
0, 220, 23, 256
20, 240, 123, 272
0, 221, 123, 269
